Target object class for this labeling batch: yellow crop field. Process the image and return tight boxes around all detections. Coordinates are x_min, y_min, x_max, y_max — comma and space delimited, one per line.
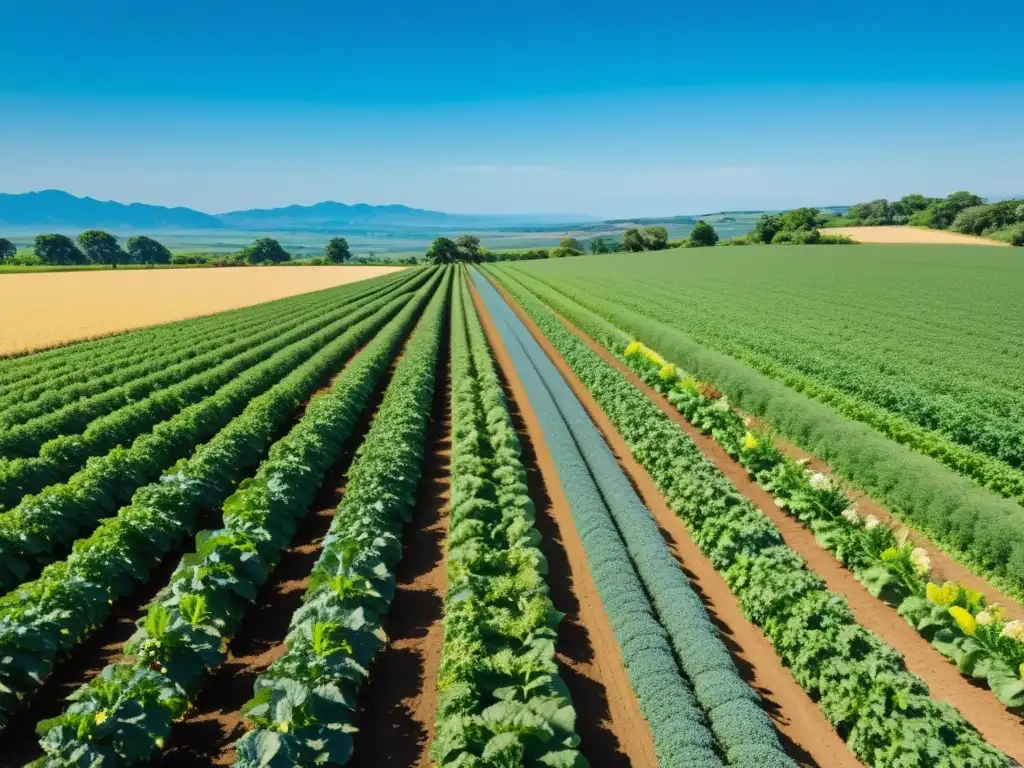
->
0, 265, 403, 356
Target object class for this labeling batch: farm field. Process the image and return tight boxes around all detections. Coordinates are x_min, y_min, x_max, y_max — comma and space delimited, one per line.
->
0, 258, 1022, 768
827, 225, 1010, 245
0, 265, 403, 356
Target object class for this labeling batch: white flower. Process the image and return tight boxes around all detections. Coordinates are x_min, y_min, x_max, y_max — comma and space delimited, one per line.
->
910, 547, 931, 576
710, 397, 730, 412
976, 610, 995, 627
864, 515, 881, 530
1001, 620, 1024, 642
808, 472, 832, 491
841, 507, 860, 525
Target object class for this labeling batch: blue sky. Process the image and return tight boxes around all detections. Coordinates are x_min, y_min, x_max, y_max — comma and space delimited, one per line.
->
1, 0, 1023, 217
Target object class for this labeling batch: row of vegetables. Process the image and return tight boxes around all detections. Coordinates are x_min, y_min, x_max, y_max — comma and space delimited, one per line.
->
470, 270, 796, 768
503, 266, 1024, 611
0, 277, 391, 429
0, 269, 441, 735
485, 265, 1012, 768
29, 269, 447, 765
500, 266, 1024, 713
0, 273, 415, 506
430, 277, 584, 766
0, 274, 433, 596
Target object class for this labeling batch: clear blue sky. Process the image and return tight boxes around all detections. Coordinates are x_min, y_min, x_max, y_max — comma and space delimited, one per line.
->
1, 0, 1022, 217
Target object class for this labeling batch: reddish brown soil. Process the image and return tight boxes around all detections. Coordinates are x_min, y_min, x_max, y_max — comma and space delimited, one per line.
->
349, 333, 452, 768
475, 277, 861, 768
471, 279, 659, 768
488, 276, 1024, 762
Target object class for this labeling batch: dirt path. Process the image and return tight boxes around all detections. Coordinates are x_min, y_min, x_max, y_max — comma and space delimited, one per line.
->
475, 277, 862, 768
471, 282, 659, 768
484, 273, 1024, 762
826, 226, 1009, 246
0, 265, 405, 357
349, 332, 452, 768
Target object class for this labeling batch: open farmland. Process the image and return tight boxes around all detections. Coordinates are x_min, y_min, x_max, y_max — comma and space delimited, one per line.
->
0, 259, 1022, 768
826, 225, 1010, 245
0, 265, 403, 356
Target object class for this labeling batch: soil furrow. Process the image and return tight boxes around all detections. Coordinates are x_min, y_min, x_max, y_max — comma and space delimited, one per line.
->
484, 272, 1024, 763
470, 276, 660, 768
476, 274, 866, 768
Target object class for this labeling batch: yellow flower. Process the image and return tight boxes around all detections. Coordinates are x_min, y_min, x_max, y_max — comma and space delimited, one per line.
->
624, 341, 641, 358
641, 347, 665, 366
926, 582, 945, 604
160, 666, 168, 674
1019, 663, 1024, 680
949, 606, 977, 636
94, 711, 108, 725
680, 375, 699, 394
278, 721, 290, 733
155, 737, 165, 749
658, 364, 677, 382
742, 432, 759, 451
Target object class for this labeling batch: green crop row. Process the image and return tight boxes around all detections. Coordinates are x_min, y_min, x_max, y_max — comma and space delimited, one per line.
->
0, 270, 442, 732
486, 266, 1011, 768
31, 270, 444, 766
471, 270, 794, 767
0, 270, 407, 429
502, 265, 1024, 603
0, 270, 432, 595
430, 275, 584, 767
232, 270, 451, 767
0, 276, 415, 509
502, 267, 1024, 712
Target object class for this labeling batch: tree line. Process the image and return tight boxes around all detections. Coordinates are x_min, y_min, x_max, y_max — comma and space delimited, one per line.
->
0, 233, 360, 267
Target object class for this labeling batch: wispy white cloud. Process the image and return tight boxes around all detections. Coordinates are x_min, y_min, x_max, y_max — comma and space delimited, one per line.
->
448, 164, 558, 175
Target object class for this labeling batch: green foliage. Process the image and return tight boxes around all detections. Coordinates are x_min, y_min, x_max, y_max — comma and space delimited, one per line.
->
456, 233, 482, 262
425, 236, 461, 264
241, 237, 291, 264
323, 236, 351, 263
752, 214, 783, 243
0, 238, 15, 262
621, 227, 646, 252
642, 225, 669, 250
78, 230, 128, 265
33, 271, 446, 763
33, 234, 86, 265
587, 237, 616, 254
689, 220, 719, 247
559, 236, 583, 253
1012, 226, 1024, 247
124, 235, 171, 264
487, 265, 1011, 767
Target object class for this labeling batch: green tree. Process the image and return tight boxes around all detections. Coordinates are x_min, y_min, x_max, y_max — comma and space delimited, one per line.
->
779, 207, 822, 232
559, 236, 583, 254
642, 226, 669, 250
1011, 226, 1024, 247
689, 220, 719, 247
323, 237, 351, 263
125, 235, 171, 264
241, 237, 290, 264
34, 234, 86, 265
588, 238, 612, 254
0, 238, 15, 263
424, 236, 460, 264
752, 214, 783, 244
621, 228, 646, 252
455, 234, 482, 263
78, 230, 128, 265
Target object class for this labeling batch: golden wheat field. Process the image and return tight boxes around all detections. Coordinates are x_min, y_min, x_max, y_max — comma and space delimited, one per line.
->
0, 265, 404, 356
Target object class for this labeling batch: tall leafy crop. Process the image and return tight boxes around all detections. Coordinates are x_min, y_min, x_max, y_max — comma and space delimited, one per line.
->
487, 266, 1011, 768
32, 270, 446, 765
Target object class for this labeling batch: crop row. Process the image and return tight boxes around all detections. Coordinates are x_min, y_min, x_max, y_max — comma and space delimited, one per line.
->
30, 269, 447, 765
0, 270, 433, 594
503, 267, 1024, 712
0, 270, 408, 428
429, 276, 585, 766
0, 277, 413, 507
233, 269, 451, 766
486, 266, 1011, 768
0, 269, 443, 732
502, 265, 1024, 602
471, 270, 794, 767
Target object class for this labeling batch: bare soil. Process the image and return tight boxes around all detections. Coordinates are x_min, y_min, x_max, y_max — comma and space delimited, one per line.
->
0, 265, 403, 356
499, 279, 1024, 762
477, 277, 862, 768
470, 280, 659, 768
349, 330, 452, 768
827, 226, 1008, 246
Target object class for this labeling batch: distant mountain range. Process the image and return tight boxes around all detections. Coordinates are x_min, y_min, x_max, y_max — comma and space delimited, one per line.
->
0, 190, 587, 233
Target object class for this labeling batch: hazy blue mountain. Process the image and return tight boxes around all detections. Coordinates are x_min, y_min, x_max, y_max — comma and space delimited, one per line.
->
0, 190, 224, 230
